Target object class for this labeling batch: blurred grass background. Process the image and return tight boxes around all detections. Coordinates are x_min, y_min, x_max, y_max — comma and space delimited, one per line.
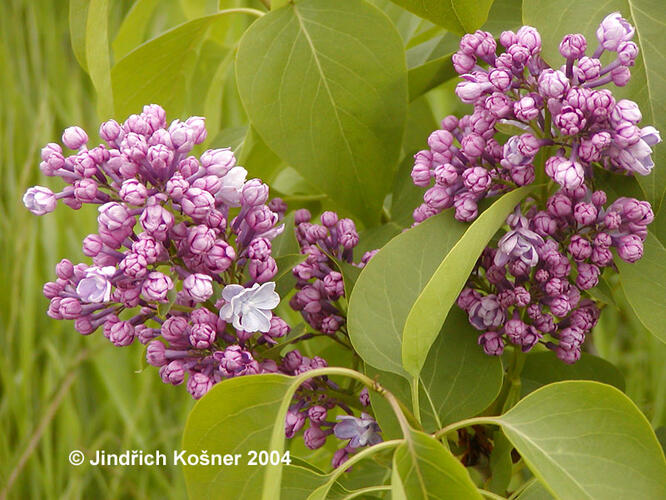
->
0, 0, 663, 499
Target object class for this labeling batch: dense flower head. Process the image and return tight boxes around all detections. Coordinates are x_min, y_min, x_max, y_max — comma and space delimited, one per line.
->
408, 14, 658, 364
26, 105, 381, 464
410, 13, 660, 224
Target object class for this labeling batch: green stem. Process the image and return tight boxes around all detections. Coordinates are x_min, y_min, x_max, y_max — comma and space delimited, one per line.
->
342, 485, 392, 499
502, 348, 526, 413
410, 376, 422, 424
479, 489, 509, 500
220, 7, 266, 17
433, 416, 500, 440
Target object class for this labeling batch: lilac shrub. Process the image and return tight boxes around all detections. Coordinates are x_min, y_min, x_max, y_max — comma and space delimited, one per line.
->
24, 105, 380, 464
411, 13, 659, 363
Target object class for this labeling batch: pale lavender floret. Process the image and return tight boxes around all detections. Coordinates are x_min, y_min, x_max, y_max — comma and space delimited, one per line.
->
577, 57, 601, 81
514, 95, 541, 121
200, 148, 236, 176
516, 25, 541, 54
559, 34, 587, 59
285, 409, 306, 438
551, 159, 584, 189
76, 266, 115, 303
596, 12, 635, 51
139, 204, 174, 240
189, 323, 216, 349
334, 413, 382, 448
187, 224, 216, 254
610, 99, 642, 126
241, 179, 269, 206
23, 186, 57, 215
616, 234, 643, 262
609, 126, 661, 175
219, 282, 280, 333
468, 294, 505, 330
249, 257, 277, 282
160, 360, 185, 385
494, 226, 544, 267
538, 69, 570, 99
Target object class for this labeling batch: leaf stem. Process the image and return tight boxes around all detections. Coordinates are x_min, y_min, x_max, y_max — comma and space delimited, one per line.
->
410, 376, 422, 424
219, 7, 266, 17
341, 485, 392, 499
479, 488, 509, 500
433, 416, 500, 439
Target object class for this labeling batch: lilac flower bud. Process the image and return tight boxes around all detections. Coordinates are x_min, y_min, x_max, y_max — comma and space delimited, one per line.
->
54, 259, 74, 281
575, 57, 601, 81
460, 167, 490, 194
568, 235, 593, 261
107, 320, 135, 347
146, 144, 174, 176
165, 173, 189, 201
413, 203, 437, 223
616, 40, 638, 66
168, 120, 194, 154
616, 234, 643, 263
141, 271, 173, 302
117, 179, 146, 206
241, 179, 269, 207
246, 238, 271, 261
159, 360, 185, 385
146, 340, 167, 367
457, 288, 481, 311
546, 192, 573, 218
591, 246, 613, 266
596, 12, 635, 51
187, 224, 216, 254
200, 148, 236, 177
337, 218, 359, 249
139, 204, 173, 241
516, 26, 541, 54
82, 234, 104, 257
182, 187, 215, 220
285, 409, 306, 438
190, 307, 217, 326
489, 69, 512, 92
62, 126, 88, 150
573, 202, 597, 226
468, 294, 505, 330
459, 33, 481, 55
477, 331, 504, 356
428, 129, 454, 153
185, 116, 206, 144
611, 66, 631, 86
119, 252, 147, 278
454, 192, 479, 222
545, 277, 566, 296
550, 295, 572, 318
161, 316, 189, 343
189, 323, 216, 349
323, 271, 344, 300
455, 80, 488, 104
538, 69, 570, 99
23, 186, 57, 215
249, 257, 278, 283
205, 240, 236, 273
514, 286, 531, 306
267, 316, 289, 339
514, 95, 541, 121
507, 43, 530, 65
124, 114, 152, 136
99, 119, 123, 143
411, 160, 431, 188
556, 343, 581, 364
474, 30, 496, 59
611, 99, 642, 126
504, 313, 528, 344
304, 426, 328, 450
531, 211, 557, 236
484, 92, 512, 118
434, 164, 458, 186
555, 106, 586, 136
183, 273, 213, 303
57, 297, 82, 320
187, 372, 213, 400
551, 159, 584, 190
452, 52, 476, 73
499, 30, 517, 47
559, 34, 587, 59
576, 262, 600, 290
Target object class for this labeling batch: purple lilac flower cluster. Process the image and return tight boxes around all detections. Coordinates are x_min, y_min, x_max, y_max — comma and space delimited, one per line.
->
289, 209, 377, 336
411, 12, 660, 224
24, 105, 381, 466
410, 14, 660, 363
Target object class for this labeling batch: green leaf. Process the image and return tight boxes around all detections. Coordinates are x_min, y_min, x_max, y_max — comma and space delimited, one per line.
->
406, 32, 458, 99
368, 309, 503, 436
207, 126, 247, 154
392, 429, 483, 499
112, 11, 256, 119
182, 374, 296, 500
497, 381, 666, 500
274, 254, 307, 298
281, 464, 347, 499
238, 126, 285, 182
523, 0, 666, 211
402, 186, 533, 377
348, 210, 467, 377
515, 480, 554, 500
271, 213, 300, 258
86, 0, 114, 117
387, 0, 495, 35
235, 0, 408, 225
488, 430, 513, 495
419, 308, 503, 428
480, 0, 522, 33
112, 0, 161, 60
617, 231, 666, 343
69, 0, 89, 72
520, 351, 625, 396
